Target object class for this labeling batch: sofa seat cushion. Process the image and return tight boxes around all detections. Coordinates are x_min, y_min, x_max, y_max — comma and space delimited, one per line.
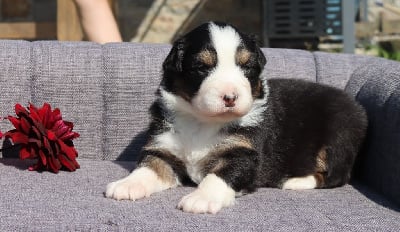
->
1, 159, 399, 231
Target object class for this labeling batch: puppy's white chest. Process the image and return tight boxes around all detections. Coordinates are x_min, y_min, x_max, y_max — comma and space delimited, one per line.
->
153, 118, 223, 183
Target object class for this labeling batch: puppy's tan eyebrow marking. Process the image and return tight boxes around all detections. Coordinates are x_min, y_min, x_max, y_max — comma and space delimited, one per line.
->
236, 49, 251, 65
198, 50, 216, 66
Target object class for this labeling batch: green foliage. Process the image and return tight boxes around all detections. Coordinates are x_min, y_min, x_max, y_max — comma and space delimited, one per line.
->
366, 45, 400, 61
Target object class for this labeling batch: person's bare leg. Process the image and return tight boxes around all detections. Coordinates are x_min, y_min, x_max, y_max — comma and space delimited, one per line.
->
74, 0, 122, 43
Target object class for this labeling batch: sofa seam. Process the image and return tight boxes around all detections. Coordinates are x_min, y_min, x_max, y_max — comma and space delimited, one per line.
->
101, 44, 107, 160
29, 41, 36, 104
312, 51, 319, 83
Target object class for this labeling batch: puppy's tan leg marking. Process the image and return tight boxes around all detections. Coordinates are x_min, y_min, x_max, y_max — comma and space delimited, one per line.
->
105, 156, 178, 201
315, 147, 328, 187
282, 147, 329, 190
316, 147, 328, 173
177, 174, 235, 214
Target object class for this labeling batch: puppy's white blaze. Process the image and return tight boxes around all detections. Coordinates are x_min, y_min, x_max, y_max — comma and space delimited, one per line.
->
178, 174, 236, 214
209, 22, 241, 67
281, 175, 317, 190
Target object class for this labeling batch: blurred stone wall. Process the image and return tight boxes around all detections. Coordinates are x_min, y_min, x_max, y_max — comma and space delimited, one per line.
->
117, 0, 262, 44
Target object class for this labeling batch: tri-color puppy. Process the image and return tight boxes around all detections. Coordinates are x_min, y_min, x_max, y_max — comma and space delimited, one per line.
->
106, 22, 367, 214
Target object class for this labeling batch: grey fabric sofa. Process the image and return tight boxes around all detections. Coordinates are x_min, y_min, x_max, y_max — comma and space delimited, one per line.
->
0, 40, 399, 231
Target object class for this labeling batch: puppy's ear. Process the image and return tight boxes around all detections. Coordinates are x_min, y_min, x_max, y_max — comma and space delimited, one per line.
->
163, 38, 185, 73
249, 34, 266, 68
256, 46, 266, 68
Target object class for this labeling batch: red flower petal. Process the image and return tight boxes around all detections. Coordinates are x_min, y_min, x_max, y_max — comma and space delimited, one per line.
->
38, 150, 47, 166
64, 121, 74, 130
39, 104, 49, 127
47, 130, 57, 141
7, 116, 21, 131
31, 126, 41, 139
28, 103, 38, 113
48, 155, 61, 173
29, 105, 41, 125
5, 131, 29, 144
52, 120, 64, 132
58, 140, 78, 160
54, 142, 61, 156
28, 138, 42, 149
52, 108, 62, 122
20, 117, 31, 134
60, 132, 80, 141
72, 159, 80, 169
20, 147, 31, 159
15, 103, 28, 116
31, 117, 46, 135
58, 154, 77, 171
42, 136, 52, 153
55, 124, 70, 137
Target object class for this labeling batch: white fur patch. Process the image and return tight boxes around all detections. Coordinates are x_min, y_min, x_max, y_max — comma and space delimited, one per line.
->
209, 23, 241, 68
236, 71, 269, 127
281, 175, 317, 190
148, 99, 225, 183
105, 167, 175, 200
177, 173, 235, 214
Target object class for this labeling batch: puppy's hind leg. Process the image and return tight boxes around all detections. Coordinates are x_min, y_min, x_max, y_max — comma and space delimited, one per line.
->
281, 175, 318, 190
281, 143, 360, 190
314, 144, 359, 189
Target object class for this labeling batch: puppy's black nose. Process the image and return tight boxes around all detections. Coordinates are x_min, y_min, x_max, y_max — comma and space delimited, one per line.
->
223, 94, 237, 107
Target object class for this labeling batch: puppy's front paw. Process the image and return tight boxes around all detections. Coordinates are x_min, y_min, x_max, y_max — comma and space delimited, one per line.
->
177, 174, 235, 214
177, 189, 229, 214
106, 179, 150, 201
105, 167, 160, 201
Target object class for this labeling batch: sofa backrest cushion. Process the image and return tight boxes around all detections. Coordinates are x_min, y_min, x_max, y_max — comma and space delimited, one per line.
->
345, 57, 400, 206
0, 41, 168, 161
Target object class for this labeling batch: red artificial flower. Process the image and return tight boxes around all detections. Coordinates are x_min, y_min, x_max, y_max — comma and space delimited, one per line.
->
4, 103, 80, 173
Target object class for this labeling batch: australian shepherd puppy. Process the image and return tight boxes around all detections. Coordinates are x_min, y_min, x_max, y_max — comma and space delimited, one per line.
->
106, 22, 367, 214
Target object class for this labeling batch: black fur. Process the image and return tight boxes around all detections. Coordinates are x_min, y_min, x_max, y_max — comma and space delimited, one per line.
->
254, 79, 367, 188
202, 146, 259, 192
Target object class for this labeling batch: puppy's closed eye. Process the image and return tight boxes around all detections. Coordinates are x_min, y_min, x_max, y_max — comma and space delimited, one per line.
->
198, 50, 217, 68
236, 49, 251, 66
